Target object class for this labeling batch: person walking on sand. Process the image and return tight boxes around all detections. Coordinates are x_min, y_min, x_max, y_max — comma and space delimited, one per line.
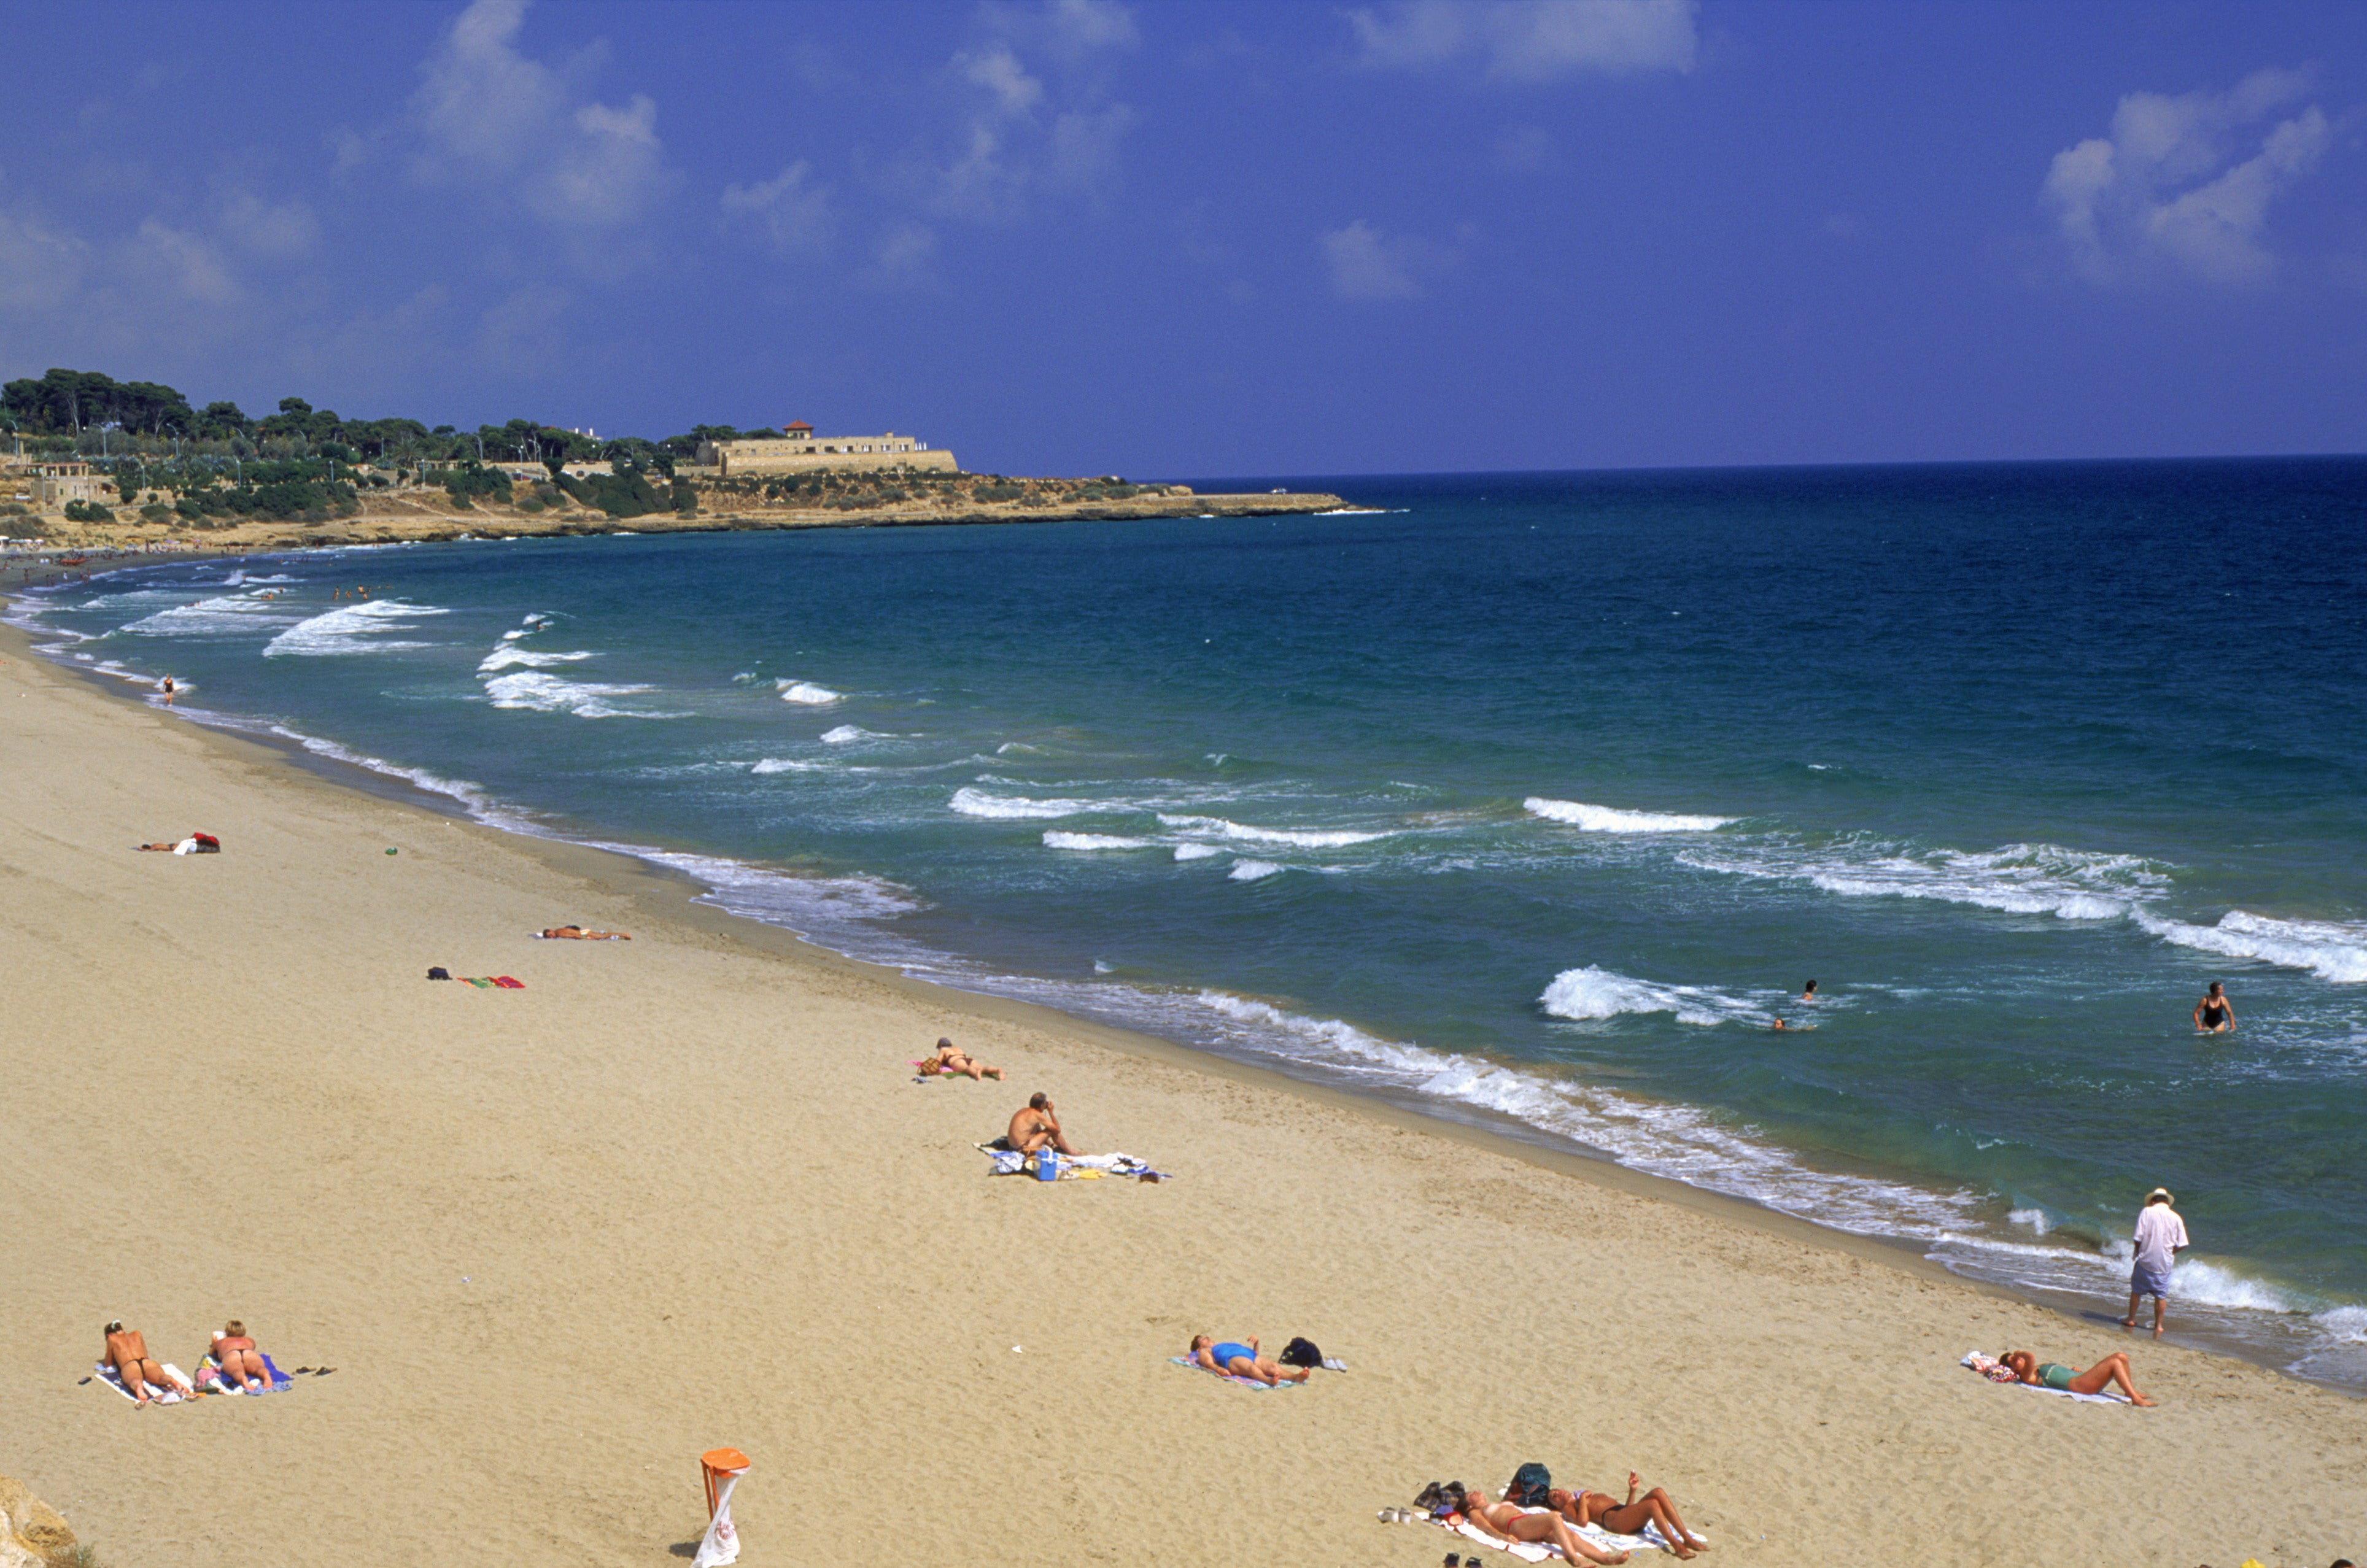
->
2194, 981, 2234, 1033
1009, 1092, 1077, 1157
103, 1321, 193, 1405
1188, 1334, 1308, 1386
1999, 1348, 2156, 1405
2123, 1186, 2189, 1335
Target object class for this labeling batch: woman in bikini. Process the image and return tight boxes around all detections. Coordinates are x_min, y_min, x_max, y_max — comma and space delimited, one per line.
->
1463, 1491, 1631, 1565
924, 1037, 1004, 1081
212, 1319, 273, 1393
2194, 982, 2234, 1033
103, 1322, 193, 1406
2000, 1349, 2155, 1405
1540, 1474, 1710, 1558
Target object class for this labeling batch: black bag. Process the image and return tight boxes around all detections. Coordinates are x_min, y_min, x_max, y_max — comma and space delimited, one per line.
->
426, 967, 451, 981
1509, 1462, 1553, 1507
1278, 1336, 1322, 1368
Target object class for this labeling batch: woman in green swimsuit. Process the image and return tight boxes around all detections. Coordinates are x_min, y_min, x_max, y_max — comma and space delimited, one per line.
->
2000, 1349, 2155, 1405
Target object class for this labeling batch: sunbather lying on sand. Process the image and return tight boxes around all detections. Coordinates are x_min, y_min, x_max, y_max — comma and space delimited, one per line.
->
1463, 1493, 1630, 1564
538, 925, 630, 940
2000, 1348, 2155, 1405
923, 1037, 1004, 1080
211, 1320, 273, 1393
1527, 1474, 1710, 1558
103, 1321, 193, 1405
1188, 1334, 1309, 1386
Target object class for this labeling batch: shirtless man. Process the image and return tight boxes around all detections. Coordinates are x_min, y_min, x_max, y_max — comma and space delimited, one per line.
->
1531, 1474, 1710, 1559
1463, 1491, 1630, 1565
1187, 1334, 1308, 1386
924, 1037, 1004, 1081
1008, 1093, 1077, 1157
103, 1322, 193, 1405
2000, 1348, 2155, 1405
212, 1319, 273, 1394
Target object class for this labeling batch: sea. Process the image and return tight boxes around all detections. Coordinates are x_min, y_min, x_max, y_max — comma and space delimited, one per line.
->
14, 458, 2365, 1388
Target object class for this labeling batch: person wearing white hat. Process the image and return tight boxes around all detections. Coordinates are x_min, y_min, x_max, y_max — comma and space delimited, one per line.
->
2123, 1186, 2189, 1335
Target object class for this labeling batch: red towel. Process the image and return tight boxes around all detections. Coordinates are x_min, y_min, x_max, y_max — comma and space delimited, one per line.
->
492, 976, 525, 989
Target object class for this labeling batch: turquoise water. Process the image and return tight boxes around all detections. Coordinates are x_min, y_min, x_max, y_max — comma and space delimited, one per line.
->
18, 458, 2366, 1384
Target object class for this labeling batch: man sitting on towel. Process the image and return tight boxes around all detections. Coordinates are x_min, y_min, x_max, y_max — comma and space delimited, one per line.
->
1009, 1092, 1079, 1158
1188, 1334, 1309, 1386
103, 1321, 193, 1406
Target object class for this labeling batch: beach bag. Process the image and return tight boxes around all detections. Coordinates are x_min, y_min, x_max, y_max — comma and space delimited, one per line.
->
1509, 1462, 1553, 1507
426, 967, 451, 981
1278, 1337, 1322, 1368
190, 832, 220, 852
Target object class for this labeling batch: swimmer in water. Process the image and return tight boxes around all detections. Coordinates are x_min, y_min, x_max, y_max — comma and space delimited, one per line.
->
1802, 978, 1818, 1002
2193, 982, 2233, 1034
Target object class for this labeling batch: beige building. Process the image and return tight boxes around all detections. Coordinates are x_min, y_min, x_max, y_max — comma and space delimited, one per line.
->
4, 461, 110, 509
700, 423, 959, 477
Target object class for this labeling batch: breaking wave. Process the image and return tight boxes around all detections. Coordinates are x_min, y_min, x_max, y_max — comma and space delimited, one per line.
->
1525, 798, 1734, 833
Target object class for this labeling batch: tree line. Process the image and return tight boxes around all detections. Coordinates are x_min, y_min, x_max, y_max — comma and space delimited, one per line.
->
1, 366, 793, 473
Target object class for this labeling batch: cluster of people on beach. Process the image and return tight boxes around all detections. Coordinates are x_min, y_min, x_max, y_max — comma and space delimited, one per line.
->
101, 1319, 282, 1405
1401, 1467, 1713, 1564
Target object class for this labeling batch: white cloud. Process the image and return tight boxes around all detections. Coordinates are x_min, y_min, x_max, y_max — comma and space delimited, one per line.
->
476, 282, 573, 374
2042, 69, 2333, 285
126, 221, 239, 306
722, 161, 836, 255
982, 0, 1140, 62
0, 203, 88, 312
963, 44, 1046, 117
217, 191, 319, 260
409, 0, 672, 233
1350, 0, 1697, 80
1322, 220, 1428, 301
872, 222, 939, 287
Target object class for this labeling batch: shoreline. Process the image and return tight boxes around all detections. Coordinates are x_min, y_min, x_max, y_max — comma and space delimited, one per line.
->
7, 563, 2349, 1399
4, 592, 2362, 1568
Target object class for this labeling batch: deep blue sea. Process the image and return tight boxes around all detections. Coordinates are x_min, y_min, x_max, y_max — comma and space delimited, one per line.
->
17, 460, 2366, 1386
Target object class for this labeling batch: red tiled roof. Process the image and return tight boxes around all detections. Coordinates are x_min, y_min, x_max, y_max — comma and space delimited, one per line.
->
784, 421, 812, 431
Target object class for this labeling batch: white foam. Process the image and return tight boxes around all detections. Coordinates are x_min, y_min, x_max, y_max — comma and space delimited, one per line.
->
1525, 797, 1734, 833
821, 724, 881, 744
266, 725, 517, 825
1187, 991, 1983, 1242
1229, 859, 1285, 881
1173, 843, 1224, 861
1538, 965, 1764, 1027
1156, 813, 1387, 848
2134, 909, 2367, 984
476, 644, 593, 673
122, 594, 301, 639
950, 787, 1102, 820
2007, 1207, 2053, 1237
1682, 839, 2166, 922
263, 598, 449, 657
1043, 832, 1155, 851
777, 679, 842, 705
482, 670, 676, 719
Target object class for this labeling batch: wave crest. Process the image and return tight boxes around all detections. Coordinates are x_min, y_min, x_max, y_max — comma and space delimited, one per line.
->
1525, 797, 1733, 833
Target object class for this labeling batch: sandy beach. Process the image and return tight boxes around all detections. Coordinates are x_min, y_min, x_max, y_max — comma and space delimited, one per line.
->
2, 614, 2361, 1568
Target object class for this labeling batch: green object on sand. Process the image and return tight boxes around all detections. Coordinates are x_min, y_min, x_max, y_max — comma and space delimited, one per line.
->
385, 848, 398, 855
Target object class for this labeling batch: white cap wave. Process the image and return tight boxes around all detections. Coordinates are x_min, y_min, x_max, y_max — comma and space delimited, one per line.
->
1525, 798, 1733, 833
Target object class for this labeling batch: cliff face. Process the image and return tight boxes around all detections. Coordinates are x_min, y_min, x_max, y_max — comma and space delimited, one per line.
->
0, 1476, 76, 1568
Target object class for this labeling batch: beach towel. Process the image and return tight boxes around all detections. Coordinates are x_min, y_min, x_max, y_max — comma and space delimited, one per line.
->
90, 1361, 196, 1404
975, 1143, 1168, 1180
195, 1350, 293, 1395
1440, 1507, 1700, 1561
1168, 1354, 1301, 1390
492, 976, 524, 989
1960, 1351, 2129, 1404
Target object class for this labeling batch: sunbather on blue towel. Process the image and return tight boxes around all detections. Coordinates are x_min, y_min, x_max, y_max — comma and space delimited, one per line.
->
1188, 1334, 1307, 1385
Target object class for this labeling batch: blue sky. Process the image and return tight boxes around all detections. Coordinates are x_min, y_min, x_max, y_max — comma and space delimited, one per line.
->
1, 1, 2360, 477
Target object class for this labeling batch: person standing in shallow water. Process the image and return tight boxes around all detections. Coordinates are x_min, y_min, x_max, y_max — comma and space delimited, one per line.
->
2193, 981, 2234, 1033
2123, 1186, 2189, 1335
